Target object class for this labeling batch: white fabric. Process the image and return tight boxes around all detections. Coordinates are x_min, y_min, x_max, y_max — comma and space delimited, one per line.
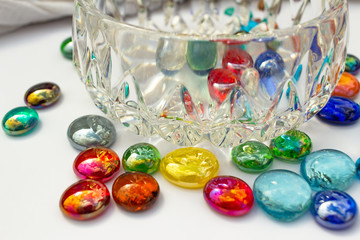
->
0, 0, 74, 34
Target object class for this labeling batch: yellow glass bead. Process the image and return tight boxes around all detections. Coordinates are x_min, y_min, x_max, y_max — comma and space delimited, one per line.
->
160, 147, 219, 188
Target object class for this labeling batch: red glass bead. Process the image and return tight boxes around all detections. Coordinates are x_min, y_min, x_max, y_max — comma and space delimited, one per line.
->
208, 68, 239, 104
73, 147, 120, 182
203, 176, 254, 216
332, 72, 360, 99
222, 48, 253, 75
59, 180, 110, 220
112, 172, 160, 212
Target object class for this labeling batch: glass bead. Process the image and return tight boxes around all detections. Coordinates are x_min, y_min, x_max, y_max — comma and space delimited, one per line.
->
317, 97, 360, 125
67, 115, 116, 151
122, 143, 161, 174
203, 176, 254, 216
269, 129, 312, 163
160, 147, 219, 188
112, 172, 160, 212
73, 147, 120, 182
300, 149, 356, 191
356, 158, 360, 179
332, 72, 360, 99
186, 41, 217, 75
311, 190, 357, 230
60, 37, 73, 60
207, 68, 239, 104
24, 82, 61, 109
156, 38, 186, 75
222, 48, 253, 76
59, 180, 110, 220
2, 106, 39, 136
253, 170, 312, 222
345, 54, 360, 75
240, 68, 260, 96
231, 141, 273, 173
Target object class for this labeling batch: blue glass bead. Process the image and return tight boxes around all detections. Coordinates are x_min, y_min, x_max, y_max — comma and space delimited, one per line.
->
317, 97, 360, 125
345, 54, 360, 75
356, 158, 360, 179
255, 50, 285, 97
311, 190, 357, 230
301, 149, 356, 191
253, 170, 312, 222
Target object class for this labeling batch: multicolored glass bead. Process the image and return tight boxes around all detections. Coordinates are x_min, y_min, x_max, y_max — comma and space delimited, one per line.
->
345, 54, 360, 75
24, 82, 61, 109
59, 179, 110, 220
60, 37, 73, 60
222, 48, 253, 75
231, 141, 273, 173
269, 129, 312, 163
67, 115, 116, 150
203, 176, 254, 216
207, 69, 239, 104
112, 172, 160, 212
160, 147, 219, 188
300, 149, 356, 191
2, 106, 39, 136
122, 143, 161, 174
332, 72, 360, 99
317, 97, 360, 125
73, 147, 120, 182
253, 170, 312, 222
186, 41, 217, 74
311, 190, 358, 230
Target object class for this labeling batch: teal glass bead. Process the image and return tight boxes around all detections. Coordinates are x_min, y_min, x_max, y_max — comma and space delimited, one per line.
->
253, 170, 312, 222
300, 149, 356, 191
356, 158, 360, 179
269, 129, 312, 163
2, 106, 39, 136
345, 54, 360, 75
60, 37, 73, 60
186, 41, 217, 75
231, 141, 273, 173
122, 143, 161, 174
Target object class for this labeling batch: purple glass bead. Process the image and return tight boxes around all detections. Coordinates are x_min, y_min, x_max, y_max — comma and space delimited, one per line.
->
317, 97, 360, 124
311, 190, 357, 230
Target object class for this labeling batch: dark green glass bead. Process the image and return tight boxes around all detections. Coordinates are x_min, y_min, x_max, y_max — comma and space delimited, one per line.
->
270, 129, 312, 163
231, 141, 273, 173
122, 143, 161, 174
186, 41, 217, 74
60, 37, 73, 60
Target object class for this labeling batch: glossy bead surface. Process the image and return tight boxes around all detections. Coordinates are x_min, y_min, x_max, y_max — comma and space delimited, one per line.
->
59, 180, 110, 220
231, 141, 273, 173
345, 54, 360, 75
112, 172, 159, 212
332, 72, 360, 99
60, 37, 73, 60
311, 190, 357, 230
253, 170, 312, 221
270, 129, 312, 163
74, 147, 120, 182
2, 106, 39, 136
122, 143, 161, 174
301, 149, 356, 191
222, 48, 253, 75
186, 41, 217, 74
204, 176, 254, 216
24, 82, 61, 109
356, 158, 360, 178
67, 115, 116, 150
317, 97, 360, 125
207, 69, 239, 104
255, 50, 285, 97
160, 147, 219, 188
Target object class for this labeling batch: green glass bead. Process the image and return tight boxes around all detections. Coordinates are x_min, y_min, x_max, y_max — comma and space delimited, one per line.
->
231, 141, 273, 173
60, 37, 73, 60
186, 41, 217, 74
122, 143, 161, 174
270, 130, 312, 163
2, 106, 39, 136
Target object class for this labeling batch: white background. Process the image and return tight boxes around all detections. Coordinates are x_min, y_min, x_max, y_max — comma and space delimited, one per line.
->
1, 1, 360, 240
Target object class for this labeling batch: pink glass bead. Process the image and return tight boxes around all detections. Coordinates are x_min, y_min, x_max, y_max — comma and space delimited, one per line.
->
59, 180, 110, 220
73, 147, 120, 182
222, 48, 253, 76
208, 69, 239, 104
203, 176, 254, 216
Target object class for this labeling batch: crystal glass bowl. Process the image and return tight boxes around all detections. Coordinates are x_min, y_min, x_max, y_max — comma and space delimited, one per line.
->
73, 0, 348, 147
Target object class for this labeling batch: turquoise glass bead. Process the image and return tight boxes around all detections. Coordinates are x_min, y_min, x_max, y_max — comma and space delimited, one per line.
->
2, 106, 39, 136
253, 170, 312, 222
231, 141, 273, 173
186, 41, 217, 75
300, 149, 356, 191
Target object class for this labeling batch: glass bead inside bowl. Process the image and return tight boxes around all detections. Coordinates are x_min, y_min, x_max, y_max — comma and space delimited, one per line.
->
73, 0, 348, 147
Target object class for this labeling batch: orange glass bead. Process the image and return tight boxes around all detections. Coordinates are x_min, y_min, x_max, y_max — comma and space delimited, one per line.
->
112, 172, 160, 212
332, 72, 360, 99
